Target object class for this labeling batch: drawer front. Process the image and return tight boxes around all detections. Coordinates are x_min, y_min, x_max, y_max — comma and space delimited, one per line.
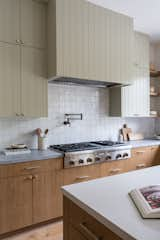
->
0, 158, 63, 178
100, 160, 126, 177
65, 197, 122, 240
63, 164, 100, 185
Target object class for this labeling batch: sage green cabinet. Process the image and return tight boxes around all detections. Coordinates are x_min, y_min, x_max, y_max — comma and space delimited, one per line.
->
110, 32, 150, 117
48, 0, 134, 85
21, 47, 48, 117
0, 0, 20, 45
0, 0, 48, 117
21, 0, 47, 49
0, 0, 46, 49
0, 43, 21, 117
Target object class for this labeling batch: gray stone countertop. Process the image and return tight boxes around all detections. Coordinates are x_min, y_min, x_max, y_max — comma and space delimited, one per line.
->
0, 149, 63, 165
127, 139, 160, 148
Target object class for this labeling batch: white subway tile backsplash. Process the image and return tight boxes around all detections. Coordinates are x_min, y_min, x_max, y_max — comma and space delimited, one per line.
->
0, 84, 156, 149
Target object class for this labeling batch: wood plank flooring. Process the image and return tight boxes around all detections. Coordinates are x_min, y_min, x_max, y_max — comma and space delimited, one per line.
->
4, 221, 63, 240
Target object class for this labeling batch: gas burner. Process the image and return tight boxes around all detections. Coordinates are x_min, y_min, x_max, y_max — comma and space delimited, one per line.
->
50, 142, 99, 152
92, 141, 125, 146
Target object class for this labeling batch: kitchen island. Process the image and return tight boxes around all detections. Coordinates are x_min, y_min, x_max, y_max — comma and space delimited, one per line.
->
62, 166, 160, 240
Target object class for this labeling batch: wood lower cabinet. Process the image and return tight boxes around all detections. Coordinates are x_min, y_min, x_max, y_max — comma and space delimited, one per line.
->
100, 159, 127, 177
33, 170, 63, 224
64, 196, 122, 240
0, 175, 33, 235
126, 146, 160, 172
63, 164, 100, 185
0, 158, 63, 235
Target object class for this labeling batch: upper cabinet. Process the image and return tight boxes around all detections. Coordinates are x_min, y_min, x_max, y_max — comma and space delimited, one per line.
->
0, 0, 48, 118
21, 0, 47, 49
0, 0, 47, 49
48, 0, 134, 85
0, 0, 20, 44
110, 32, 150, 117
0, 43, 21, 117
134, 32, 149, 70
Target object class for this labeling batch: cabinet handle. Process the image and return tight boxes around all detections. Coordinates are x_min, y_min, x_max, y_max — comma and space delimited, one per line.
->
24, 166, 40, 170
79, 223, 101, 240
15, 113, 20, 117
32, 175, 38, 180
76, 176, 90, 180
136, 163, 146, 169
24, 175, 33, 180
136, 151, 145, 154
16, 39, 21, 44
21, 113, 25, 117
110, 168, 121, 174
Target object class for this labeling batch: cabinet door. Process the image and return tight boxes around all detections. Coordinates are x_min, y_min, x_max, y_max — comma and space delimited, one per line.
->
56, 0, 89, 79
127, 147, 152, 171
20, 0, 46, 49
0, 0, 20, 44
122, 67, 150, 117
33, 171, 63, 224
0, 176, 32, 234
100, 160, 126, 178
21, 46, 48, 117
0, 43, 21, 117
134, 32, 149, 69
63, 165, 100, 185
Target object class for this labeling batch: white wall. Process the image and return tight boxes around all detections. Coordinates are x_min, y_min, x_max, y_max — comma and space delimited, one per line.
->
0, 84, 155, 149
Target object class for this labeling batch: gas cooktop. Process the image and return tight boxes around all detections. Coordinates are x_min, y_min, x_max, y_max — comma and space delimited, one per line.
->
51, 142, 100, 152
50, 141, 126, 153
91, 141, 125, 146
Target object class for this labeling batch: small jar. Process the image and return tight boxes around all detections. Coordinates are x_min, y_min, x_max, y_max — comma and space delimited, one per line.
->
38, 136, 48, 150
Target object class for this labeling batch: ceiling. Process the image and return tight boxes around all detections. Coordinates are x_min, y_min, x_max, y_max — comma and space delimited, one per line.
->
88, 0, 160, 42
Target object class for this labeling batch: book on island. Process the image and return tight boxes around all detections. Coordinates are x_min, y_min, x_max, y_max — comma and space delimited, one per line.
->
129, 185, 160, 218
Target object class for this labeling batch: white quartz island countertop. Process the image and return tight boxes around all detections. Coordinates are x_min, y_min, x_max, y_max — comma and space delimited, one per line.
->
62, 166, 160, 240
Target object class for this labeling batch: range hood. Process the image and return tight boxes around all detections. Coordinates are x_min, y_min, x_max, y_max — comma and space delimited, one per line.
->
48, 77, 122, 88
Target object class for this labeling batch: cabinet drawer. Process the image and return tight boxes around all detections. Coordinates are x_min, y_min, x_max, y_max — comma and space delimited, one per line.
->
0, 158, 63, 178
65, 197, 122, 240
127, 146, 160, 171
100, 160, 127, 177
63, 164, 100, 185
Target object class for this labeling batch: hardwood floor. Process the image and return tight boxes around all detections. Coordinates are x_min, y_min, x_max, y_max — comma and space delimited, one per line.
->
4, 221, 63, 240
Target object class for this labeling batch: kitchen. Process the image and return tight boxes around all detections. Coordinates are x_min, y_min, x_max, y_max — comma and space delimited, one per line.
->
0, 0, 160, 240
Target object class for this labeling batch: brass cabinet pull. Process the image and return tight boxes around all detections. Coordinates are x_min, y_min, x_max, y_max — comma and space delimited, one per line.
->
136, 151, 145, 154
79, 223, 101, 240
32, 175, 38, 180
24, 175, 33, 180
76, 176, 90, 180
110, 168, 121, 174
24, 166, 40, 170
136, 163, 146, 169
16, 39, 21, 44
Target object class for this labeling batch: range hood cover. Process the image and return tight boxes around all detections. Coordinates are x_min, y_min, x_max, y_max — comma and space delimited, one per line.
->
48, 77, 123, 88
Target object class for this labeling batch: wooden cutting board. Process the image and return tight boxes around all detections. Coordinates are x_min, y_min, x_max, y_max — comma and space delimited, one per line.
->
121, 124, 132, 141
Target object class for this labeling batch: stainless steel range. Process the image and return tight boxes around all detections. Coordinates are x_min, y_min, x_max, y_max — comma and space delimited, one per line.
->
50, 141, 131, 168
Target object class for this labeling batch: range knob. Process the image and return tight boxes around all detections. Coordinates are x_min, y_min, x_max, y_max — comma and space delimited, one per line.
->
69, 161, 75, 166
116, 154, 122, 159
95, 157, 101, 161
106, 155, 111, 160
123, 153, 129, 158
87, 158, 93, 163
79, 159, 84, 164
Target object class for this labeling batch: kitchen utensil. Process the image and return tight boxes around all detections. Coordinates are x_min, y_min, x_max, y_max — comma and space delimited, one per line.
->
121, 124, 132, 141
